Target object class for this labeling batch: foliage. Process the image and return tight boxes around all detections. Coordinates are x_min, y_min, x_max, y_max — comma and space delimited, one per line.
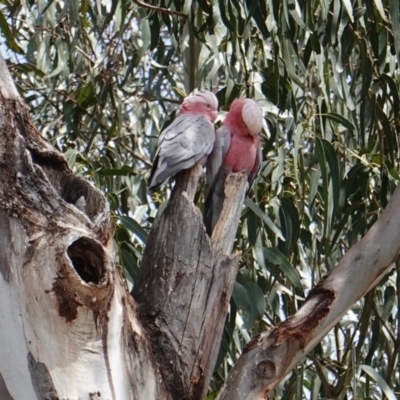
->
1, 0, 400, 398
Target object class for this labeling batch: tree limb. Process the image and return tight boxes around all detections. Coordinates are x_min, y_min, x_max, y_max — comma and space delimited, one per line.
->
132, 0, 187, 18
216, 183, 400, 399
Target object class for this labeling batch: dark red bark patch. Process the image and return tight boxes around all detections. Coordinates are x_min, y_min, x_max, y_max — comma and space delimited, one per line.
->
274, 289, 335, 346
52, 277, 81, 322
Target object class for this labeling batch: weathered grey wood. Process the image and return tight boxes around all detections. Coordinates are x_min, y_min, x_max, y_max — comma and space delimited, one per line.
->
211, 173, 247, 254
0, 56, 19, 99
133, 168, 248, 400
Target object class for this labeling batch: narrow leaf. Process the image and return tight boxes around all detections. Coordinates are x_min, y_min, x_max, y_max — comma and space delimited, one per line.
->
359, 365, 397, 400
245, 198, 285, 241
374, 0, 387, 21
342, 0, 354, 22
324, 112, 356, 131
263, 248, 304, 293
0, 11, 24, 54
389, 0, 400, 67
121, 248, 138, 281
119, 216, 148, 244
97, 165, 134, 176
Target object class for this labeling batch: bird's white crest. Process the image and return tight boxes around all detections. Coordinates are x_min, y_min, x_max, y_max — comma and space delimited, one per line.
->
242, 99, 263, 136
184, 90, 218, 111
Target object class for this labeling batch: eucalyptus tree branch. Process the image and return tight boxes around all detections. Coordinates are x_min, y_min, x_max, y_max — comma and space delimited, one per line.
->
216, 183, 400, 399
183, 2, 200, 94
132, 0, 188, 18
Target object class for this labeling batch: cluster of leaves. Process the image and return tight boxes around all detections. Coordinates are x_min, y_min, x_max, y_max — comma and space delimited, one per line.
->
1, 0, 400, 398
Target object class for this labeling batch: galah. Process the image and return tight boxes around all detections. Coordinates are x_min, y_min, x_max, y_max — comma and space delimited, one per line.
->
147, 90, 218, 193
205, 98, 263, 234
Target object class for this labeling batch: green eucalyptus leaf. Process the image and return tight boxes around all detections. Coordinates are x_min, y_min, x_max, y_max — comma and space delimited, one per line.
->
263, 248, 304, 294
119, 216, 148, 244
97, 165, 134, 176
121, 248, 138, 281
324, 113, 356, 131
359, 365, 397, 400
0, 11, 24, 54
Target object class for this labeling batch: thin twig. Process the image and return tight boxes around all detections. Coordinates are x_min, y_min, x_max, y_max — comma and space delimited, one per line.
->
132, 0, 187, 18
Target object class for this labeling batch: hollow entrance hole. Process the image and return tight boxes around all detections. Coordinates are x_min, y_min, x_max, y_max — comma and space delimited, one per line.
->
67, 237, 105, 284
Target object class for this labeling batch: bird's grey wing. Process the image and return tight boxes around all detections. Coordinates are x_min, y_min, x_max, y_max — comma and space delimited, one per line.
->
148, 115, 215, 192
204, 125, 231, 234
247, 145, 263, 196
155, 115, 187, 149
204, 165, 231, 235
205, 125, 231, 199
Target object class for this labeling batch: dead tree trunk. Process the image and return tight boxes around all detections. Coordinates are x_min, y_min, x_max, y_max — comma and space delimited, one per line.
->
132, 167, 247, 400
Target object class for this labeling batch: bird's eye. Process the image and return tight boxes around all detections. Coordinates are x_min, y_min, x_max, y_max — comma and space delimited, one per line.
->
206, 103, 211, 108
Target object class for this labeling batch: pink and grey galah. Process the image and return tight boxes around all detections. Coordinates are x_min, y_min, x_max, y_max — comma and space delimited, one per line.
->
205, 98, 263, 234
147, 90, 218, 193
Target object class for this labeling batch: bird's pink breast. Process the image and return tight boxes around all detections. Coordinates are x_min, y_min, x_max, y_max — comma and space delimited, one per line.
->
223, 134, 259, 173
